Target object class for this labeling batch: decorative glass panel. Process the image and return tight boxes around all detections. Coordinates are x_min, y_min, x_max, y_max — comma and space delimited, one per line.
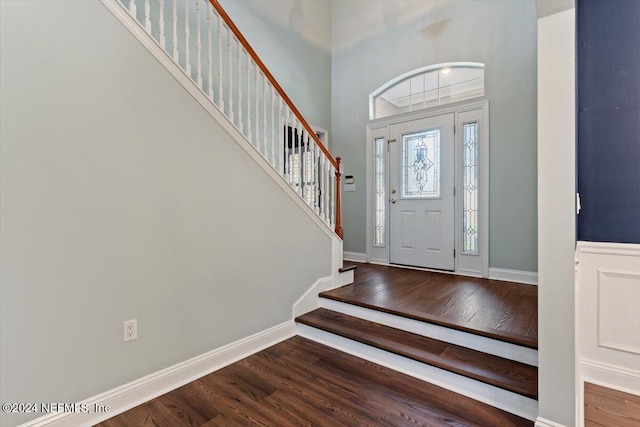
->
463, 122, 478, 254
371, 64, 485, 120
402, 130, 440, 198
374, 138, 386, 247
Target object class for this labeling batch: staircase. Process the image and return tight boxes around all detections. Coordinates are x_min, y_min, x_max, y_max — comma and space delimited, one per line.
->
297, 266, 539, 423
103, 0, 537, 423
102, 0, 343, 240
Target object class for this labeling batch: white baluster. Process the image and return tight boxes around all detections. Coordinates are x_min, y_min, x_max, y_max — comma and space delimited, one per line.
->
294, 118, 301, 195
301, 131, 307, 203
319, 154, 325, 221
172, 0, 178, 62
278, 96, 283, 173
185, 0, 191, 77
270, 86, 275, 166
313, 144, 322, 216
254, 70, 259, 149
144, 0, 151, 32
129, 0, 136, 16
247, 60, 252, 142
302, 126, 307, 198
217, 16, 223, 109
238, 47, 243, 133
324, 156, 330, 223
228, 31, 234, 123
158, 0, 166, 49
285, 107, 290, 180
196, 0, 202, 88
262, 77, 267, 157
207, 6, 213, 100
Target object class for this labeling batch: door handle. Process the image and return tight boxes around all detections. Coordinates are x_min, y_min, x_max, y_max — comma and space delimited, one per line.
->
391, 199, 397, 204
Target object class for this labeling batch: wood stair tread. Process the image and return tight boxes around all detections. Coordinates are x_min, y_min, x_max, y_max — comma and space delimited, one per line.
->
296, 308, 538, 400
320, 289, 539, 349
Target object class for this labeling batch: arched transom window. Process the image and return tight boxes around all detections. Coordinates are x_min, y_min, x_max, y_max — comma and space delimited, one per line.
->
369, 62, 485, 120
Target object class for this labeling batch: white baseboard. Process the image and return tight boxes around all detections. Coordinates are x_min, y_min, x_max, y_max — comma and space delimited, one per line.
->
343, 251, 366, 262
489, 267, 538, 285
580, 359, 640, 396
292, 276, 336, 318
297, 324, 538, 421
19, 321, 296, 427
535, 417, 567, 427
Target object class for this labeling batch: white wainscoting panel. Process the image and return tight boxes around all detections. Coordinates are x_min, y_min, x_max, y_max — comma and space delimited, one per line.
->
577, 241, 640, 426
597, 269, 640, 355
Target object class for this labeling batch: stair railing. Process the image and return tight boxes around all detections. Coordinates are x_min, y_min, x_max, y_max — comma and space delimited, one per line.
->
118, 0, 343, 238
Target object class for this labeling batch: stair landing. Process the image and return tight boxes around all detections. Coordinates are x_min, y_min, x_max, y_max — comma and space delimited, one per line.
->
321, 262, 538, 349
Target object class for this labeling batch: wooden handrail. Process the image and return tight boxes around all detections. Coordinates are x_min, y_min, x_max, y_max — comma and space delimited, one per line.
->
209, 0, 343, 238
209, 0, 337, 170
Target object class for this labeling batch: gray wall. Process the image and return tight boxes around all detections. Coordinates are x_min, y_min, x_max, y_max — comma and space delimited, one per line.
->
331, 0, 538, 272
219, 0, 332, 135
0, 1, 330, 425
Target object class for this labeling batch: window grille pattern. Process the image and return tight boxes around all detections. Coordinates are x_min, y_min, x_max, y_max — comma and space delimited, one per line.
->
371, 64, 485, 120
463, 122, 479, 254
402, 130, 440, 198
374, 138, 386, 246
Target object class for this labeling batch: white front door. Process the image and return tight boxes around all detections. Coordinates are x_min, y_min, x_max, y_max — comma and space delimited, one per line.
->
389, 113, 455, 270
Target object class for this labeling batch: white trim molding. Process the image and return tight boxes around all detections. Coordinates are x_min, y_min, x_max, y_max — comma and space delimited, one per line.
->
343, 251, 367, 263
580, 359, 640, 397
535, 417, 567, 427
292, 276, 336, 318
18, 321, 296, 427
489, 268, 539, 285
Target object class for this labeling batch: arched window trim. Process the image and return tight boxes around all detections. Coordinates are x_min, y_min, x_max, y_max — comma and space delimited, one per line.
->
369, 62, 485, 120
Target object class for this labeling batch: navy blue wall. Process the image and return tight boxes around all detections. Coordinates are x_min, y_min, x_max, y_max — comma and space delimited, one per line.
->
577, 0, 640, 243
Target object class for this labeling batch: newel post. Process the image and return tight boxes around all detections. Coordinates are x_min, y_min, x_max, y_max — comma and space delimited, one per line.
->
335, 157, 344, 239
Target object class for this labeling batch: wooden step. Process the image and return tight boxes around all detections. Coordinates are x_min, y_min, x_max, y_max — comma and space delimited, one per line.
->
320, 286, 539, 349
296, 308, 538, 400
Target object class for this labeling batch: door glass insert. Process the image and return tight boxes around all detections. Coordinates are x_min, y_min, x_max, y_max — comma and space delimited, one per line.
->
374, 137, 386, 246
402, 129, 440, 198
463, 122, 478, 254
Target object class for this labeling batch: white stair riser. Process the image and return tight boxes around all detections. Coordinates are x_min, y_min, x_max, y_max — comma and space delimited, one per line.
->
297, 323, 538, 422
320, 298, 538, 367
339, 269, 354, 286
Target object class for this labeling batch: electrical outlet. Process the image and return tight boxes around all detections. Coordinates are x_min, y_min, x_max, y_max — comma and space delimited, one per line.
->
124, 319, 137, 342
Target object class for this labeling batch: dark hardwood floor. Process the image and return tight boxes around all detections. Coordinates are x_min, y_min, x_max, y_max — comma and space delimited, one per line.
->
322, 263, 538, 348
96, 337, 532, 427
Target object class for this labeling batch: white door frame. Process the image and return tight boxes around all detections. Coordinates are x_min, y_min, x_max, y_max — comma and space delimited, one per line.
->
365, 100, 490, 277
